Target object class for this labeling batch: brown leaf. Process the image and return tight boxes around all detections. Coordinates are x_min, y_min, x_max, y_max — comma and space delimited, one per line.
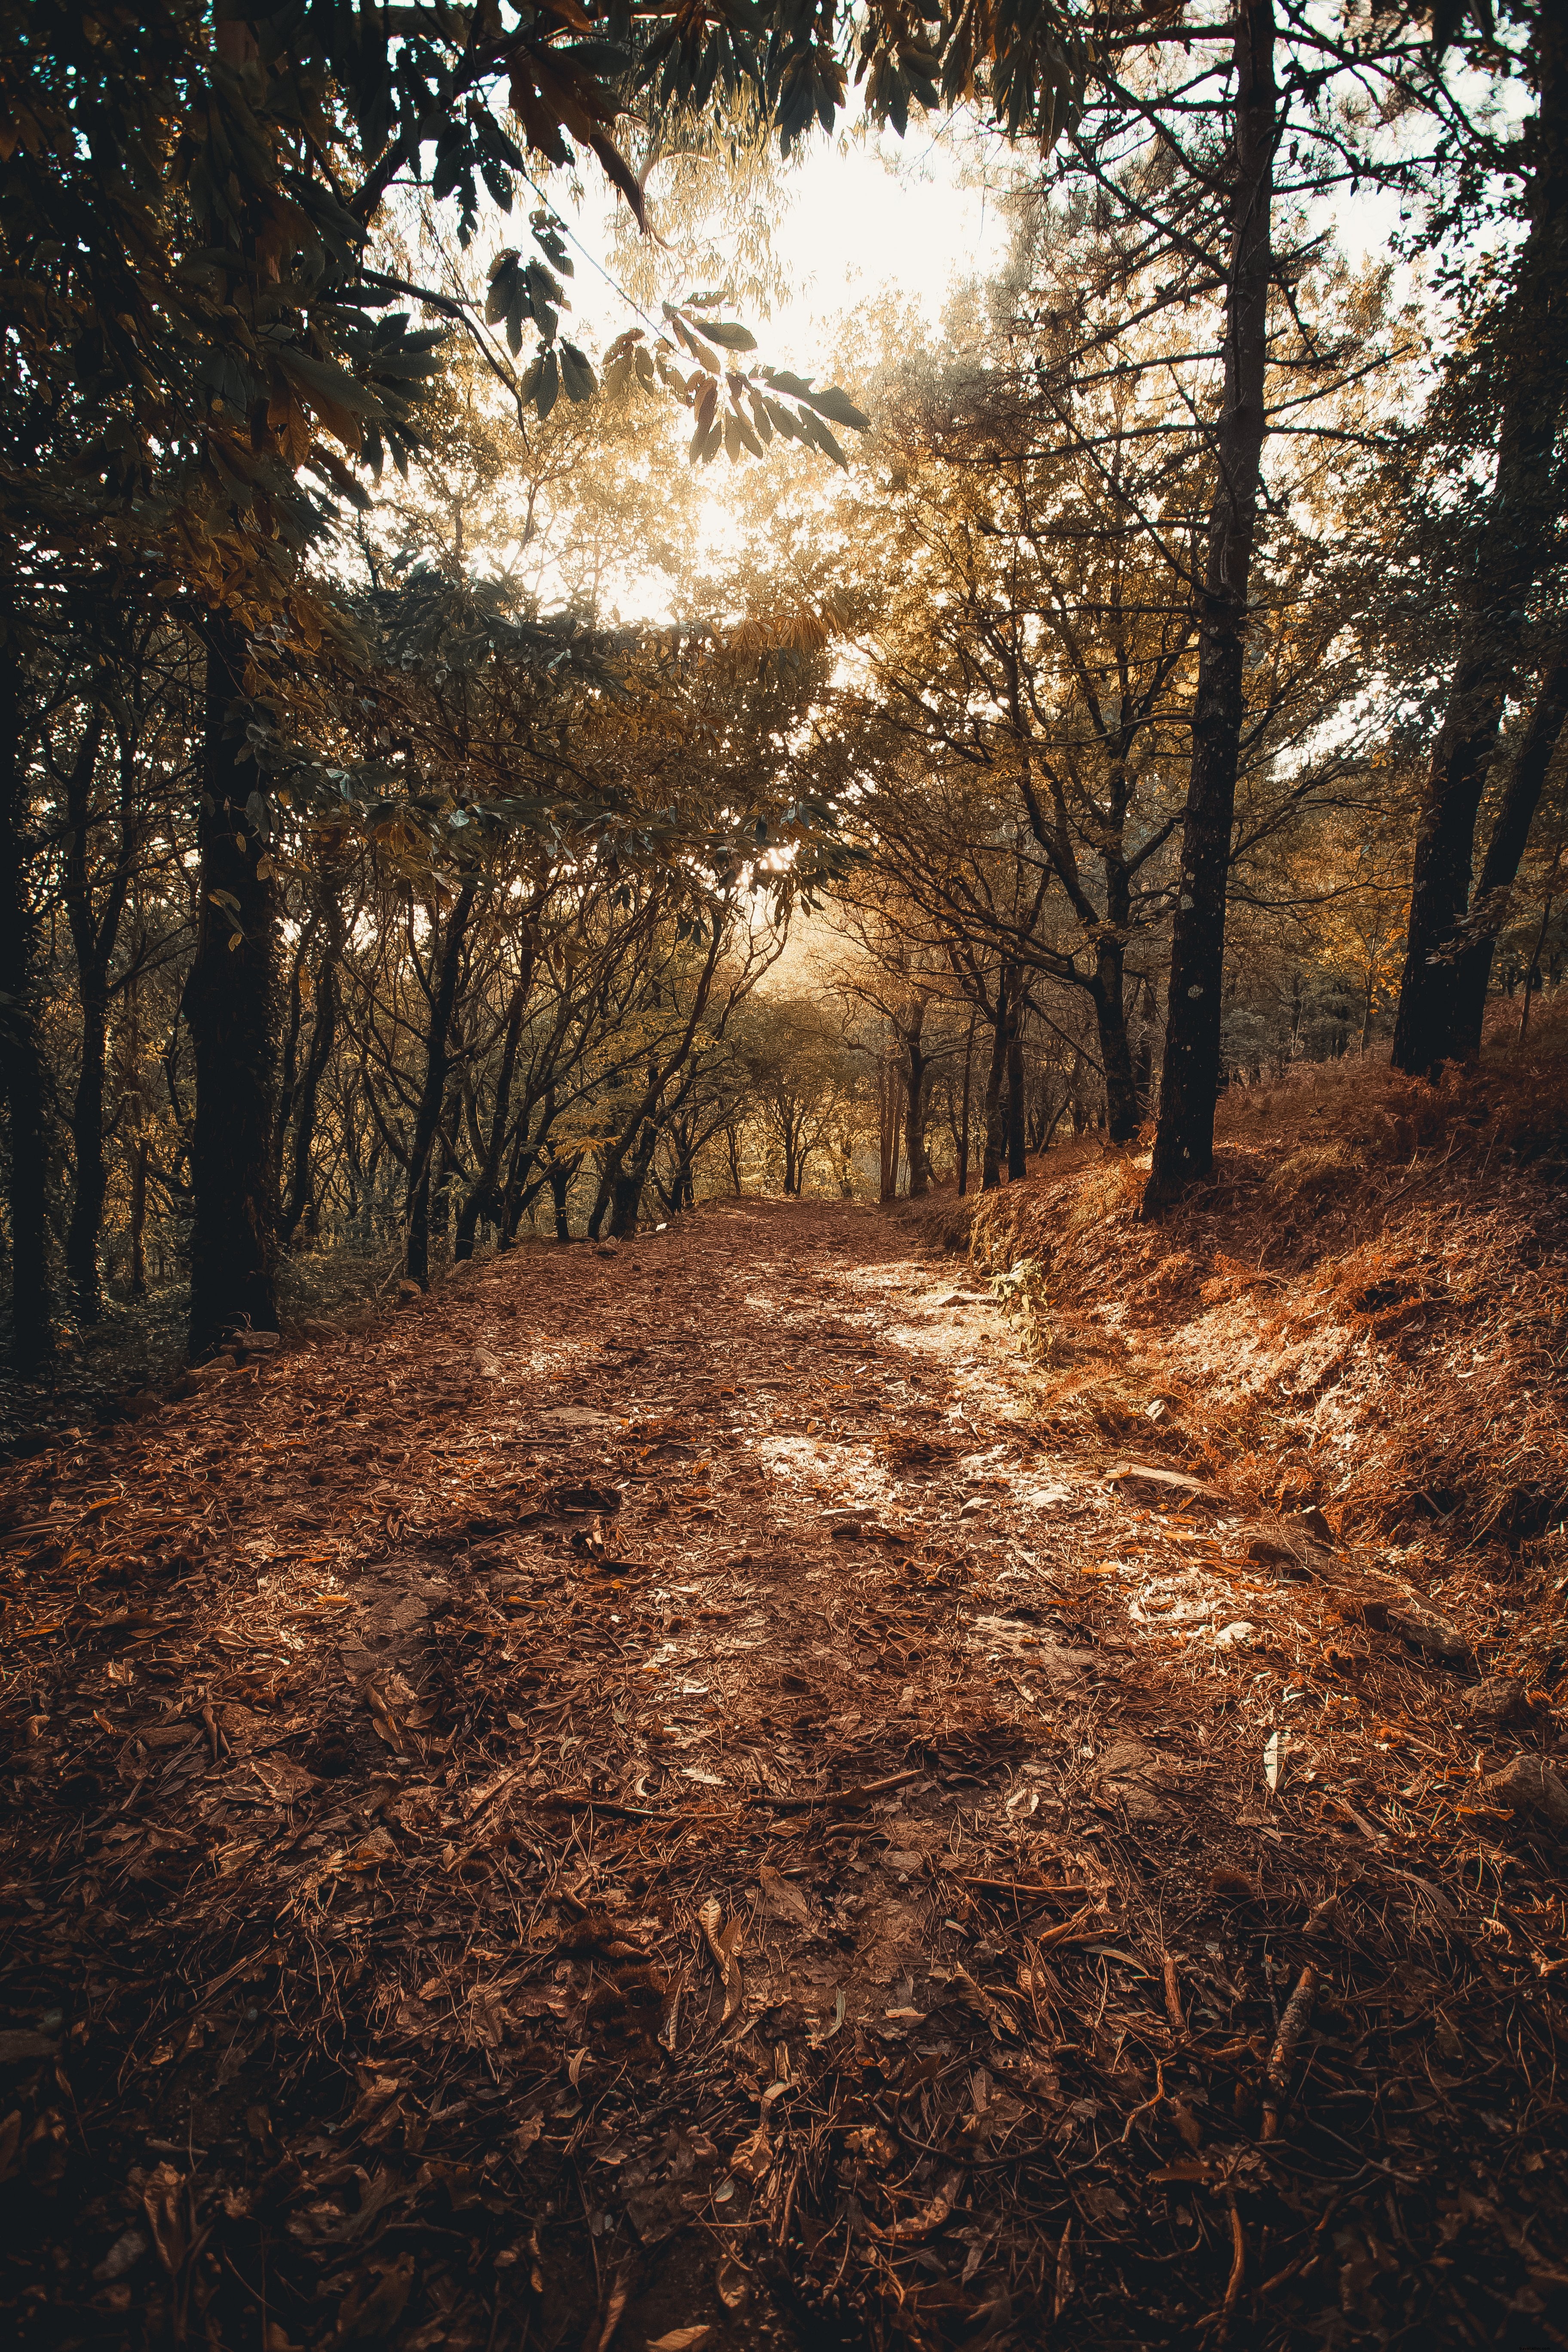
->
715, 2255, 750, 2311
333, 2251, 414, 2341
757, 1864, 810, 1925
730, 2119, 772, 2183
874, 2170, 961, 2243
142, 2163, 187, 2273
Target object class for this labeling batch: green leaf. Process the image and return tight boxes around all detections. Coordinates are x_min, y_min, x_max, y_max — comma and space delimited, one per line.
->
534, 346, 560, 420
762, 368, 815, 401
559, 341, 596, 402
275, 347, 380, 417
690, 319, 758, 352
797, 409, 848, 467
802, 384, 870, 433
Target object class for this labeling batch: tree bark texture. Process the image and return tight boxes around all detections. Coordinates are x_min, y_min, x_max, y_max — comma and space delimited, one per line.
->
0, 646, 55, 1369
1006, 1018, 1027, 1181
404, 877, 478, 1286
958, 1003, 976, 1197
981, 971, 1011, 1192
1092, 934, 1141, 1145
587, 927, 723, 1237
280, 900, 345, 1245
1145, 0, 1277, 1210
455, 943, 534, 1259
900, 999, 932, 1199
1392, 21, 1568, 1075
63, 709, 129, 1319
1449, 645, 1568, 1057
185, 610, 282, 1358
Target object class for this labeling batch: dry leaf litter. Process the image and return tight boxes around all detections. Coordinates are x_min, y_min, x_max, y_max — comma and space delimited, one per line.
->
2, 1146, 1567, 2347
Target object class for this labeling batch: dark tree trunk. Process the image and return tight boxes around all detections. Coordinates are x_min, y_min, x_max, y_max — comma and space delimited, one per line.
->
878, 1058, 901, 1202
980, 972, 1011, 1192
62, 707, 118, 1320
958, 1003, 976, 1197
1448, 646, 1568, 1057
1092, 935, 1141, 1146
0, 650, 54, 1369
128, 1136, 149, 1302
1145, 0, 1277, 1210
66, 990, 109, 1320
610, 1120, 659, 1236
280, 920, 341, 1246
1392, 27, 1567, 1076
1005, 1018, 1027, 1181
185, 611, 282, 1359
548, 1155, 576, 1242
404, 877, 478, 1286
455, 946, 535, 1259
499, 1086, 554, 1246
901, 1011, 932, 1199
588, 928, 723, 1237
781, 1108, 801, 1195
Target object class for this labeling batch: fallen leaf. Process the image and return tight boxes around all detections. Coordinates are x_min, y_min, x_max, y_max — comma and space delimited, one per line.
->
1263, 1730, 1285, 1792
253, 1753, 320, 1803
715, 2254, 750, 2310
758, 1865, 811, 1924
647, 2330, 713, 2350
874, 2170, 961, 2243
333, 2252, 414, 2342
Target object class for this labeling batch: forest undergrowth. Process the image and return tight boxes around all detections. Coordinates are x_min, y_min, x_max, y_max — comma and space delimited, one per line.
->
2, 1037, 1568, 2350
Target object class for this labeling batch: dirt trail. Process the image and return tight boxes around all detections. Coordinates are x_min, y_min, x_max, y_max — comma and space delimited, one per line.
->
2, 1200, 1565, 2350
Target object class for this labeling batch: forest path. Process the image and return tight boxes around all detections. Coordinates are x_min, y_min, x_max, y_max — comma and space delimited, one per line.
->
2, 1200, 1558, 2350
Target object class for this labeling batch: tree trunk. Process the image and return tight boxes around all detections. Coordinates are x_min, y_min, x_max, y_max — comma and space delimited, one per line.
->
280, 903, 344, 1246
587, 928, 723, 1236
958, 1004, 976, 1197
548, 1155, 576, 1241
1091, 937, 1142, 1146
66, 989, 110, 1320
456, 949, 534, 1259
128, 1135, 149, 1302
980, 977, 1010, 1192
1144, 0, 1277, 1210
1392, 28, 1567, 1076
0, 650, 54, 1369
62, 706, 116, 1320
902, 1008, 932, 1199
1448, 646, 1568, 1057
781, 1104, 801, 1195
499, 1086, 554, 1246
404, 878, 478, 1286
878, 1055, 902, 1203
184, 610, 282, 1359
610, 1120, 658, 1236
1005, 1018, 1027, 1181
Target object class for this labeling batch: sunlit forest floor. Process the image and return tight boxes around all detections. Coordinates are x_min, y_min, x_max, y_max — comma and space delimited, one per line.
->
3, 1050, 1568, 2350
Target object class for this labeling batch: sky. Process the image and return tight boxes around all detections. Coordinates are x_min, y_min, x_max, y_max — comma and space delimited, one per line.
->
538, 111, 1028, 378
524, 98, 1411, 391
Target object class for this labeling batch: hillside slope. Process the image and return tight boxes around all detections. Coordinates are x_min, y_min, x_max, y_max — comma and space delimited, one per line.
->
959, 1026, 1568, 1692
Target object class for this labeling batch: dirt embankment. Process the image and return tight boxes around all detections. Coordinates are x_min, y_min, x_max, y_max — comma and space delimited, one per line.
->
952, 1029, 1568, 1693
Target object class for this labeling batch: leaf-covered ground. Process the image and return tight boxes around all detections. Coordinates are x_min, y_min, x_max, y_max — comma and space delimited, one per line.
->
3, 1198, 1566, 2350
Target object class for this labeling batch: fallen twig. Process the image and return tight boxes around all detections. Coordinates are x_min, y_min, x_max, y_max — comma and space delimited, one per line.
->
1262, 1966, 1317, 2141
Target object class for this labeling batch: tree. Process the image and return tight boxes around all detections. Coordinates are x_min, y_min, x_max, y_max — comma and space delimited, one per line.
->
1391, 12, 1568, 1072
